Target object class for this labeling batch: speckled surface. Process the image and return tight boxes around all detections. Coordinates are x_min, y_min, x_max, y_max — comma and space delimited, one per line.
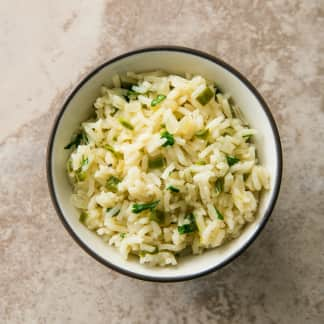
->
1, 1, 324, 323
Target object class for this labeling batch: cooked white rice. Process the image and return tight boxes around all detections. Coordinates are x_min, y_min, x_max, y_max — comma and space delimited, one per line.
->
65, 71, 270, 266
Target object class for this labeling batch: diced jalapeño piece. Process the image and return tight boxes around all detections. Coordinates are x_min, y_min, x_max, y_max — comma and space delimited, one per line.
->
79, 211, 88, 224
119, 118, 134, 130
148, 155, 165, 169
196, 87, 214, 105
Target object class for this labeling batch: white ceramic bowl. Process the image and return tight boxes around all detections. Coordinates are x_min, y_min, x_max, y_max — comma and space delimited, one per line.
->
47, 46, 282, 282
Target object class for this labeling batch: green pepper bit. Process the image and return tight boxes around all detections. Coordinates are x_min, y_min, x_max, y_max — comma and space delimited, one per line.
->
79, 211, 88, 224
75, 155, 89, 182
132, 200, 160, 214
151, 94, 166, 107
126, 89, 140, 101
226, 155, 240, 166
177, 213, 197, 234
148, 155, 166, 169
160, 131, 175, 147
196, 87, 214, 105
215, 207, 224, 220
64, 130, 88, 149
76, 172, 86, 182
167, 185, 180, 193
119, 117, 134, 130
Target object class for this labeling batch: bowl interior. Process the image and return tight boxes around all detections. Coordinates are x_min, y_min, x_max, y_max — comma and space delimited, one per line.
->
49, 48, 281, 281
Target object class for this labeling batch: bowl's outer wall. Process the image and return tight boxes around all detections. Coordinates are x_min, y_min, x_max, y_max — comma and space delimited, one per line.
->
47, 46, 282, 282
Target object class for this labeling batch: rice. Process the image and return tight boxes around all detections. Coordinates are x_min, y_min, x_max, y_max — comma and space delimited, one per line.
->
65, 71, 270, 266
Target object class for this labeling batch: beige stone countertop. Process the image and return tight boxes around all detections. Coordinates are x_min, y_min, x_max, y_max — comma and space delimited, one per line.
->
1, 1, 323, 323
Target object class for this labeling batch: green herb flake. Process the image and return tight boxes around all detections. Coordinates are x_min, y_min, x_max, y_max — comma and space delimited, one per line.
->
120, 232, 126, 239
151, 94, 166, 107
160, 131, 175, 147
215, 207, 224, 220
75, 156, 89, 182
106, 176, 121, 193
226, 155, 240, 166
79, 211, 88, 224
126, 89, 140, 100
148, 155, 165, 169
119, 118, 134, 130
177, 213, 197, 234
196, 87, 214, 105
215, 178, 224, 194
64, 131, 88, 149
195, 128, 209, 139
64, 133, 82, 149
150, 210, 165, 224
81, 156, 89, 169
167, 185, 180, 193
177, 223, 196, 234
132, 200, 160, 214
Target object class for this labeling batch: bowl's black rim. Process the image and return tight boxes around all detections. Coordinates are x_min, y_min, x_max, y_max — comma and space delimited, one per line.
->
46, 45, 283, 283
